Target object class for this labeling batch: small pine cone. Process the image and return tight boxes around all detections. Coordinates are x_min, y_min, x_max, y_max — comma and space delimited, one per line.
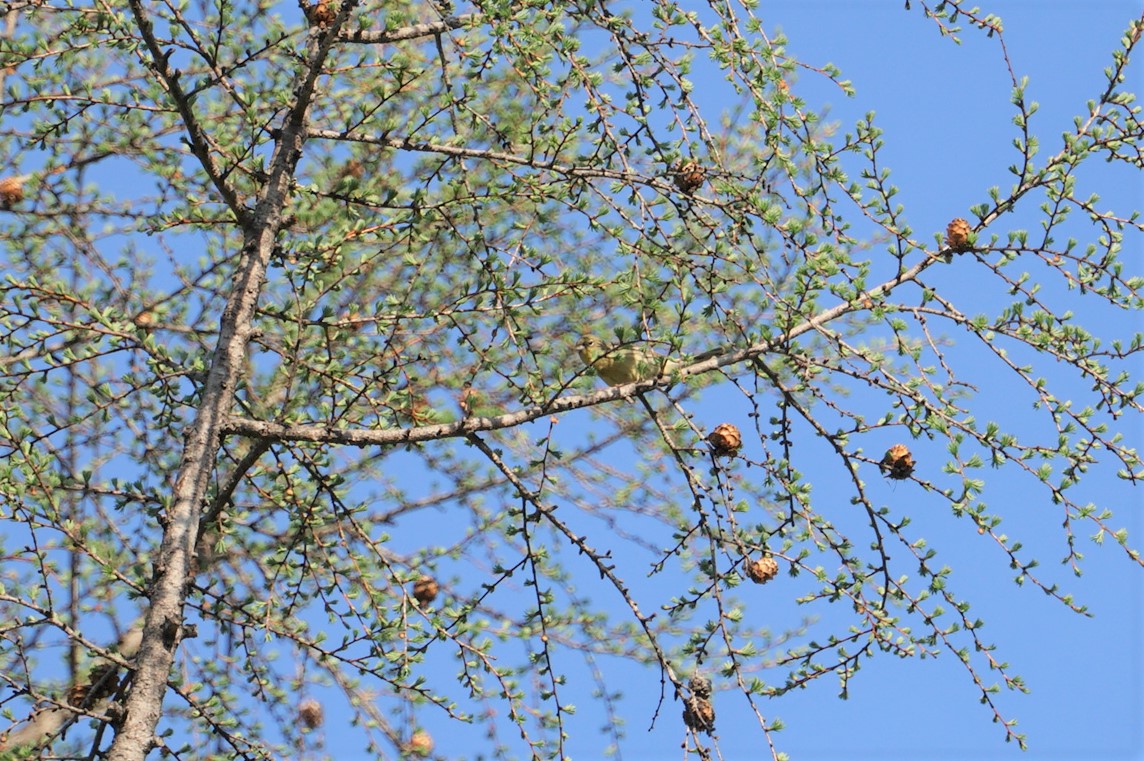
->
880, 443, 915, 480
745, 556, 779, 584
306, 0, 335, 26
673, 160, 706, 194
0, 175, 25, 209
706, 423, 741, 457
298, 697, 324, 729
688, 673, 713, 699
683, 695, 716, 735
407, 729, 434, 756
412, 576, 439, 604
945, 217, 972, 251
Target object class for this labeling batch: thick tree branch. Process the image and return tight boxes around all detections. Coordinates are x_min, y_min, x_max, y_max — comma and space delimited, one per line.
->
338, 13, 475, 43
105, 2, 362, 758
220, 250, 944, 447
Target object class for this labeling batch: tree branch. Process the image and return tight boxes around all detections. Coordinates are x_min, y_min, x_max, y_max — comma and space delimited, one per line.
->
338, 14, 475, 43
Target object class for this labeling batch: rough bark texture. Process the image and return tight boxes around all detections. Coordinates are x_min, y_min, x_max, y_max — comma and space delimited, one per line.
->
104, 4, 347, 756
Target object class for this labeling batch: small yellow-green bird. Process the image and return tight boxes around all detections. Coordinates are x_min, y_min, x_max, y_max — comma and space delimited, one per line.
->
576, 335, 719, 386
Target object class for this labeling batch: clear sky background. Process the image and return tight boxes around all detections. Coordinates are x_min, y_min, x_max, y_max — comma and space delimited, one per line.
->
355, 4, 1144, 761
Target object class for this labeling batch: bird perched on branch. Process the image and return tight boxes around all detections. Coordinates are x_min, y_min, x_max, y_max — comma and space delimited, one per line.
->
576, 335, 719, 386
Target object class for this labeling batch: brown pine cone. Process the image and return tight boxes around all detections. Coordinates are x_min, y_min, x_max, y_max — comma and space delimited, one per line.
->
683, 695, 716, 734
688, 673, 713, 698
406, 729, 434, 756
0, 176, 25, 209
706, 423, 742, 457
745, 556, 779, 584
673, 160, 706, 194
880, 443, 915, 480
298, 697, 324, 729
412, 576, 440, 604
945, 217, 972, 251
306, 0, 336, 26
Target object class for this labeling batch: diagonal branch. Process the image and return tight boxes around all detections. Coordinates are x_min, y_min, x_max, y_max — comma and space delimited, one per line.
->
123, 0, 247, 224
